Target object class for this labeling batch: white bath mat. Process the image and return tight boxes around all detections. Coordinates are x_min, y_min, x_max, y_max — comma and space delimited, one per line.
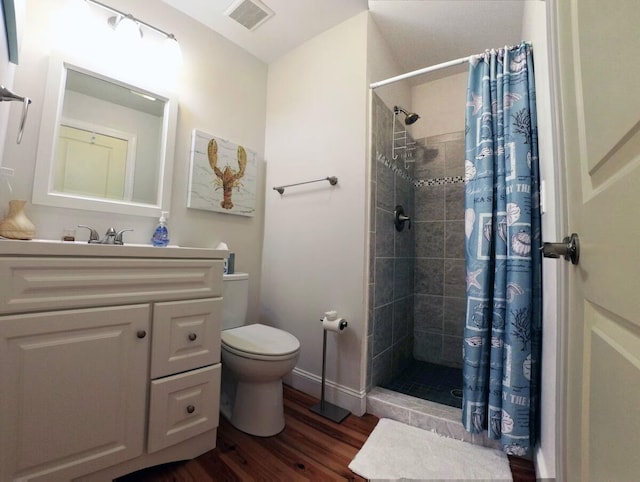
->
348, 418, 513, 481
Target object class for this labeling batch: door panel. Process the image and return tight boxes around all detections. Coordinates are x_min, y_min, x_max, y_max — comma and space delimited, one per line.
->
54, 125, 128, 199
554, 0, 640, 480
575, 0, 640, 171
0, 305, 149, 481
587, 307, 640, 482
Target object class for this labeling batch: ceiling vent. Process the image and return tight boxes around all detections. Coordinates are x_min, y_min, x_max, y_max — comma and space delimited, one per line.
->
224, 0, 275, 31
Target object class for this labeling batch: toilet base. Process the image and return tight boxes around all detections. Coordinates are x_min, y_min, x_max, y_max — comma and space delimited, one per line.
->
230, 379, 285, 437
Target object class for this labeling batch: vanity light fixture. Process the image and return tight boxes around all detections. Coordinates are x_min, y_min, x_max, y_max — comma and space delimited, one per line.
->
84, 0, 181, 60
109, 13, 142, 42
163, 33, 183, 67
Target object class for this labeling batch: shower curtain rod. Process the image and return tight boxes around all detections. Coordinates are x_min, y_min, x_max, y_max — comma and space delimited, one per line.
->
369, 55, 469, 89
370, 42, 531, 89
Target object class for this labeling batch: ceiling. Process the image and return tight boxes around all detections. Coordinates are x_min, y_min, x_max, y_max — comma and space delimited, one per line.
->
161, 0, 528, 84
369, 1, 527, 83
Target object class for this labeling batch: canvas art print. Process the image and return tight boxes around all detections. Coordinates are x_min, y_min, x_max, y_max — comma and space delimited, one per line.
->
188, 129, 257, 216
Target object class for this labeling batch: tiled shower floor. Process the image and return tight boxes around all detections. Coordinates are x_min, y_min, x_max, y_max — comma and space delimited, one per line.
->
380, 360, 463, 409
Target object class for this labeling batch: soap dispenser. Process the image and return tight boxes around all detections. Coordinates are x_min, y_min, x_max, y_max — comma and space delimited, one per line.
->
151, 211, 170, 247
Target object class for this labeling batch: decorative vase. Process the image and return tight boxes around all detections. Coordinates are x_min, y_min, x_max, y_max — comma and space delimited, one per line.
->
0, 200, 36, 240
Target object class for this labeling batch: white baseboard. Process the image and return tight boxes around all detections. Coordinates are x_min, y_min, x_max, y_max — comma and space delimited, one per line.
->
284, 367, 367, 416
535, 445, 556, 480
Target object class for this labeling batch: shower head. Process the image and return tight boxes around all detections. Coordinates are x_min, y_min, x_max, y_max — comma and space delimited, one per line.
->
404, 112, 420, 125
394, 105, 420, 125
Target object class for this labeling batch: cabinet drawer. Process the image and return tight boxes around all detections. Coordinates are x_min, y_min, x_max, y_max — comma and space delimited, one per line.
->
151, 298, 221, 379
0, 257, 223, 315
147, 364, 220, 454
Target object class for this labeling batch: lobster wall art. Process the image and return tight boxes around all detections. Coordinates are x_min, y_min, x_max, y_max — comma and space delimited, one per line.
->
187, 129, 257, 216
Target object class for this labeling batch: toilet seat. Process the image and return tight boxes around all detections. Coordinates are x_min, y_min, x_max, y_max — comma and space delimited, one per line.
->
222, 324, 300, 361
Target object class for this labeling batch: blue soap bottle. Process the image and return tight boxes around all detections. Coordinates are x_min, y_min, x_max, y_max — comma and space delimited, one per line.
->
151, 211, 170, 247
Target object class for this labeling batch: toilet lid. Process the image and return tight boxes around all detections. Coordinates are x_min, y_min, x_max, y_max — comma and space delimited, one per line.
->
222, 324, 300, 357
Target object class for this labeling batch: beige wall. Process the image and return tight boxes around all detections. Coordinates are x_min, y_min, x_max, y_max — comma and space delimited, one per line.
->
367, 17, 411, 116
522, 1, 557, 479
262, 12, 369, 413
410, 71, 467, 140
2, 0, 268, 323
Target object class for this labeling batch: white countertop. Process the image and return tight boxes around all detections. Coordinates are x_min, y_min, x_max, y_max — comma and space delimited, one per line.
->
0, 238, 228, 259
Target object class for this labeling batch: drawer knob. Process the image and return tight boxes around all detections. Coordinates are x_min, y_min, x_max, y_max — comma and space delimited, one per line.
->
136, 330, 147, 339
188, 333, 197, 341
186, 404, 195, 414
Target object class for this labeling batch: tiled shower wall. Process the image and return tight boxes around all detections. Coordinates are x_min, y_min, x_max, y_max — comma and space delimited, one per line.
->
368, 93, 415, 389
368, 92, 466, 390
413, 132, 466, 369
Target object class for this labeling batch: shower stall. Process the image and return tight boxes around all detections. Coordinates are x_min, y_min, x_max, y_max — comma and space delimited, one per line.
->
368, 92, 466, 409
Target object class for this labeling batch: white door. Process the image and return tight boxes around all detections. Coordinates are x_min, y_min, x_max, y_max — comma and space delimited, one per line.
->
552, 0, 640, 480
54, 125, 129, 200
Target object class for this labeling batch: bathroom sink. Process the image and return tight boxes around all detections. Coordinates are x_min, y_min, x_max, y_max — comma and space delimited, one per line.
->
0, 238, 227, 259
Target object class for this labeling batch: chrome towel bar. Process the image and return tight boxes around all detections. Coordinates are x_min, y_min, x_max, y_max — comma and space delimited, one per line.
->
273, 176, 338, 194
0, 85, 31, 144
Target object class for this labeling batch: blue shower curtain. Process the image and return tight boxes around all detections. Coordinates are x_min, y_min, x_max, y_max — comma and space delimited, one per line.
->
462, 42, 542, 457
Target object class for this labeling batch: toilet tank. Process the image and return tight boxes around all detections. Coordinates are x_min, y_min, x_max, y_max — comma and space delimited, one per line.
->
222, 272, 249, 330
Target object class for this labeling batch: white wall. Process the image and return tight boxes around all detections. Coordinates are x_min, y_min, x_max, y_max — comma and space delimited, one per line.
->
262, 12, 369, 413
410, 72, 467, 139
1, 0, 268, 323
522, 1, 558, 479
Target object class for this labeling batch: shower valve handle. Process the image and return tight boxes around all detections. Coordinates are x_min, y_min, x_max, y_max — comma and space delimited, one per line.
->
394, 205, 411, 232
398, 214, 411, 229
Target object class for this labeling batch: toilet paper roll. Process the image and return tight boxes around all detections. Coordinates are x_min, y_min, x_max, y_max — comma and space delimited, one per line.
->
322, 316, 347, 333
324, 310, 338, 321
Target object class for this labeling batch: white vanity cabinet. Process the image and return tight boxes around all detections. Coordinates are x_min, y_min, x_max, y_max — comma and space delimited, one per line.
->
0, 241, 226, 482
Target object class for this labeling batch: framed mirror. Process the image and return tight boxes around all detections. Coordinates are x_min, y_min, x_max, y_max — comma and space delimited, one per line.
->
33, 53, 177, 217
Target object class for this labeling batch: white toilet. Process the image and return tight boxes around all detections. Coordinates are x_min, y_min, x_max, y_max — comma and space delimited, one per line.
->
220, 272, 300, 436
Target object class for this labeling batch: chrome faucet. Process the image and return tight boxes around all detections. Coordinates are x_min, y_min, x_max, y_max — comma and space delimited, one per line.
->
114, 229, 133, 245
77, 225, 100, 243
78, 225, 133, 245
102, 227, 117, 244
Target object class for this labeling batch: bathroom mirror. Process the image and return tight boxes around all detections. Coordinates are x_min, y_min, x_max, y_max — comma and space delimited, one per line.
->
33, 53, 177, 217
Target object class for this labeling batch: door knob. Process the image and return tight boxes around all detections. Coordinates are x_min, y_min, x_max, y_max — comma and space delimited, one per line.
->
542, 233, 579, 265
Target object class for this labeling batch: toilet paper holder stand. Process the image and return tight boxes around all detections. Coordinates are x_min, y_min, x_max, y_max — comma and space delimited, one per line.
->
309, 317, 351, 423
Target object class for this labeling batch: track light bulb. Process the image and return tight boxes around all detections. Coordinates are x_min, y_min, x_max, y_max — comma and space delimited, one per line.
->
164, 34, 183, 67
111, 14, 142, 43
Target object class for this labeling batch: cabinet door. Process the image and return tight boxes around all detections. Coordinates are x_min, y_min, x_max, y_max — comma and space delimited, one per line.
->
0, 305, 150, 482
151, 298, 221, 379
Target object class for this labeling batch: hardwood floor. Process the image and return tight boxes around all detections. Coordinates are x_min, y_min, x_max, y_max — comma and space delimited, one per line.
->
118, 385, 536, 481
